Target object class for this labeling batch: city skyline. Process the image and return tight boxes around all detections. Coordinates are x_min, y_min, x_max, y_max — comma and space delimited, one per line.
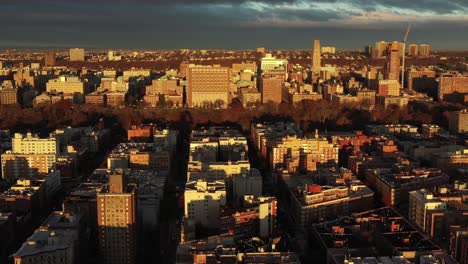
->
1, 0, 468, 50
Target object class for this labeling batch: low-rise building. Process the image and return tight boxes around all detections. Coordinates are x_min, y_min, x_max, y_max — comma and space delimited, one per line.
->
278, 172, 374, 228
365, 168, 450, 207
220, 195, 277, 238
311, 207, 444, 264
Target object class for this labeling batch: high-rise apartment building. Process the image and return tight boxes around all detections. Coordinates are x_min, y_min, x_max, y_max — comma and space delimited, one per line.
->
46, 76, 87, 95
438, 75, 468, 101
1, 133, 59, 180
44, 52, 56, 66
377, 80, 400, 96
1, 153, 56, 181
312, 39, 321, 73
386, 43, 400, 81
12, 133, 59, 154
97, 171, 137, 264
261, 76, 284, 104
408, 44, 419, 57
187, 66, 230, 108
271, 131, 339, 172
374, 41, 388, 58
69, 48, 85, 61
407, 68, 436, 91
419, 44, 431, 57
184, 180, 226, 229
408, 189, 447, 231
449, 109, 468, 134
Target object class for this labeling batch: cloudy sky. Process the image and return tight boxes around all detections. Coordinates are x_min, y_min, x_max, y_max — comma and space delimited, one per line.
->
1, 0, 467, 50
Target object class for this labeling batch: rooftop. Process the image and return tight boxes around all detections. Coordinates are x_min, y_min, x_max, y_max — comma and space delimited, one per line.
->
368, 167, 448, 188
13, 229, 73, 258
40, 211, 81, 230
312, 207, 442, 253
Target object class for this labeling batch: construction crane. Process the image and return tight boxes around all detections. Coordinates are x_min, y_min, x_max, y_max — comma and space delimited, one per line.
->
401, 23, 411, 90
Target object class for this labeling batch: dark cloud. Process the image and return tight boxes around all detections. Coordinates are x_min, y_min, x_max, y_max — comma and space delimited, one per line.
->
0, 0, 466, 50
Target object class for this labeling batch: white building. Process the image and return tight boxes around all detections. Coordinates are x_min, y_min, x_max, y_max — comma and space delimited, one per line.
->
409, 189, 447, 231
12, 133, 59, 155
184, 180, 226, 228
260, 54, 288, 75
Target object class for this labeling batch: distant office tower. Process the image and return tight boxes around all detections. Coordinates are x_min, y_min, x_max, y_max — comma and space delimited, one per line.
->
97, 171, 137, 264
187, 65, 230, 107
69, 48, 85, 61
374, 41, 388, 58
261, 76, 284, 104
419, 44, 431, 57
256, 47, 266, 54
44, 52, 56, 66
311, 40, 321, 73
385, 43, 400, 81
408, 44, 419, 57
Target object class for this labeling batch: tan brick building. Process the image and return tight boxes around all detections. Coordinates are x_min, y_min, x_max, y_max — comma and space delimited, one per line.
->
187, 66, 230, 107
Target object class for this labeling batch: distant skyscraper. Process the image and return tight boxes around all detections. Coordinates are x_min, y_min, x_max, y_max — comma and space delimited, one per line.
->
386, 42, 400, 81
44, 52, 56, 66
312, 39, 321, 73
97, 171, 137, 264
408, 44, 419, 57
374, 41, 388, 58
69, 48, 85, 61
419, 44, 431, 57
365, 45, 373, 57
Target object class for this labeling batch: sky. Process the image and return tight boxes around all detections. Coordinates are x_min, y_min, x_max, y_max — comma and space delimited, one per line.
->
1, 0, 467, 50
